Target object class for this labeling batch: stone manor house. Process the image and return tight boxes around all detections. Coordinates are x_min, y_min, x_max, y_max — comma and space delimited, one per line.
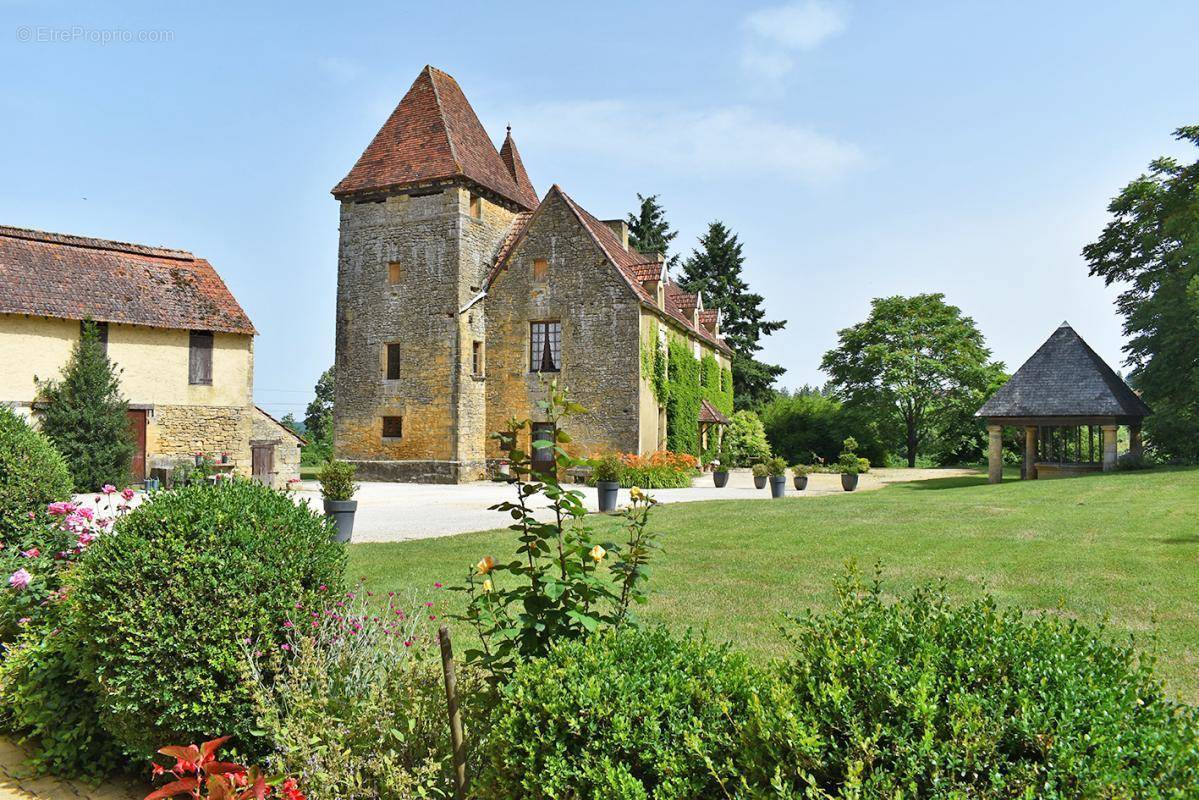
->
333, 66, 733, 482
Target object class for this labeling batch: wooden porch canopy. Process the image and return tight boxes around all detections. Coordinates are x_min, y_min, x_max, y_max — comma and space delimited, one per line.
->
976, 322, 1150, 483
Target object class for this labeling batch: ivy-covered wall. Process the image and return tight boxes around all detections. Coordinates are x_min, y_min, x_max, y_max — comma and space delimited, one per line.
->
641, 330, 734, 458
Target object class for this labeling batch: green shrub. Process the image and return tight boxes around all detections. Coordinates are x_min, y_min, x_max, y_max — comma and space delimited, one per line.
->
767, 456, 787, 476
857, 457, 870, 473
255, 587, 490, 799
318, 459, 358, 500
791, 463, 812, 476
0, 406, 72, 537
592, 454, 621, 483
0, 629, 120, 779
837, 453, 860, 474
751, 462, 769, 478
754, 570, 1199, 797
477, 627, 759, 799
64, 480, 346, 758
724, 410, 771, 467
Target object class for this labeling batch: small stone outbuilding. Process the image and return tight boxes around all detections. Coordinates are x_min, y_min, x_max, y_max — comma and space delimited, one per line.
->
250, 407, 305, 488
977, 322, 1151, 483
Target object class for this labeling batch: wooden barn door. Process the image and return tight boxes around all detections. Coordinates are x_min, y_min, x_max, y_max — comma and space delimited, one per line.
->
252, 444, 275, 485
126, 410, 147, 483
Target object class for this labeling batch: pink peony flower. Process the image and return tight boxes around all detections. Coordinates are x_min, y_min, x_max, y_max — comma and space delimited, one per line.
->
121, 488, 135, 501
47, 501, 76, 517
102, 484, 117, 494
8, 569, 32, 591
76, 506, 94, 521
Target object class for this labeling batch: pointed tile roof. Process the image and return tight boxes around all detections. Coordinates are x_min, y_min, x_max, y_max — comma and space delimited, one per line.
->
978, 322, 1151, 419
699, 399, 730, 425
331, 66, 535, 210
498, 127, 538, 209
0, 225, 255, 334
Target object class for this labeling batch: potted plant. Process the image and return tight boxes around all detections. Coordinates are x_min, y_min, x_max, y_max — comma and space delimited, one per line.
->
792, 463, 811, 491
194, 451, 203, 467
767, 457, 788, 498
838, 453, 860, 492
711, 451, 729, 488
319, 459, 359, 542
593, 454, 622, 513
751, 463, 769, 489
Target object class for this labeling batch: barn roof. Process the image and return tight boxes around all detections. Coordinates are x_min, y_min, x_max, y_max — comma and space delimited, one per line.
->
0, 225, 255, 335
978, 322, 1151, 420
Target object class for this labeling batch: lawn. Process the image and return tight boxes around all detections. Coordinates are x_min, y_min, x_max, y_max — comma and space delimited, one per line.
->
348, 467, 1199, 702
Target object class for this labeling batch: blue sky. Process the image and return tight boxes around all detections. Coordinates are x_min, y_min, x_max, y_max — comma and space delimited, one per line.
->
3, 1, 1197, 420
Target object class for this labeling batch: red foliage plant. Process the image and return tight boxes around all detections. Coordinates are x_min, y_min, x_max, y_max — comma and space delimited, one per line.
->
145, 737, 304, 800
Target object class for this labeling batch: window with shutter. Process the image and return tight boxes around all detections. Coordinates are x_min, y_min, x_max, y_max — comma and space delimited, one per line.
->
385, 343, 401, 380
189, 331, 214, 385
382, 416, 403, 439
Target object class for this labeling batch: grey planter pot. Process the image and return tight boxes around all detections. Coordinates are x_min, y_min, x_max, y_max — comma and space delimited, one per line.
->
712, 470, 729, 488
793, 475, 808, 491
324, 498, 357, 542
597, 481, 620, 512
841, 473, 859, 492
769, 475, 787, 498
753, 475, 767, 489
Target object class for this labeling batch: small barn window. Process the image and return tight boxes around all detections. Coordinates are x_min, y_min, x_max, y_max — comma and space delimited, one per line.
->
472, 340, 485, 377
469, 193, 482, 219
382, 416, 403, 439
385, 343, 401, 380
530, 321, 561, 373
532, 258, 549, 281
189, 331, 213, 385
387, 261, 402, 284
80, 320, 109, 355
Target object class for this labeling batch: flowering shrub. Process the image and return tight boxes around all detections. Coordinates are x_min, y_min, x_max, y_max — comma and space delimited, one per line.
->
145, 736, 302, 800
587, 450, 699, 489
63, 480, 346, 758
250, 583, 488, 799
455, 381, 661, 683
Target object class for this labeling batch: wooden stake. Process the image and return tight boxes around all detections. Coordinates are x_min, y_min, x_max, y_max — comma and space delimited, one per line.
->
439, 624, 468, 799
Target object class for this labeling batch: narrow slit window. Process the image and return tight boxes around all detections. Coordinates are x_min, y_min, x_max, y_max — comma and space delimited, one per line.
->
189, 331, 213, 385
385, 343, 401, 380
382, 416, 403, 439
387, 261, 402, 284
470, 193, 482, 218
532, 258, 549, 281
529, 321, 561, 373
472, 340, 485, 377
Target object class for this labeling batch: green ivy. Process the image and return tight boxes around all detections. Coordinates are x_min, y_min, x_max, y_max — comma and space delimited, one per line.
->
642, 324, 735, 458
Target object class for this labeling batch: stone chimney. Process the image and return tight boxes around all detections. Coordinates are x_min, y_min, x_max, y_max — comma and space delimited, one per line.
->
603, 219, 629, 251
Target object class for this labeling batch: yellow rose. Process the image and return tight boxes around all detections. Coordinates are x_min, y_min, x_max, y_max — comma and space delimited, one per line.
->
589, 544, 606, 563
476, 555, 495, 575
629, 486, 644, 501
482, 579, 493, 593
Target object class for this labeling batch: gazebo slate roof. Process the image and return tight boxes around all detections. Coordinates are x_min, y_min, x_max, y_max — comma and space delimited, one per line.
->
978, 322, 1151, 420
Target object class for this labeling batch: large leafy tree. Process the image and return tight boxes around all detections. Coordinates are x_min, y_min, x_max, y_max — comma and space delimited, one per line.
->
626, 193, 679, 268
304, 366, 334, 446
820, 294, 998, 467
36, 320, 133, 489
1083, 126, 1199, 461
679, 221, 786, 409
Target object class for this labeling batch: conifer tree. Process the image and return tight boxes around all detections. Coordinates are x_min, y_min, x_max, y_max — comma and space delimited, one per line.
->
626, 193, 679, 267
679, 221, 787, 409
37, 320, 133, 490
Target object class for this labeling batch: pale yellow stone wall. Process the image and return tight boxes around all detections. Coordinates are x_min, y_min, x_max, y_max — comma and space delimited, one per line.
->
0, 313, 256, 477
250, 408, 302, 488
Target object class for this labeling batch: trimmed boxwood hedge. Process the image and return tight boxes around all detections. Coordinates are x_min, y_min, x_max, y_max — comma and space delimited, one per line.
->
0, 406, 72, 538
63, 480, 346, 758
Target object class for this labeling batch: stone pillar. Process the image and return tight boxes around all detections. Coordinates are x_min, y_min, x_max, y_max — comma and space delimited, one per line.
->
1130, 425, 1143, 461
1101, 425, 1119, 471
1024, 426, 1038, 480
987, 424, 1003, 484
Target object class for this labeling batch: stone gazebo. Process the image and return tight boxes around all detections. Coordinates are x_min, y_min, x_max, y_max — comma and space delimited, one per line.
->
977, 322, 1151, 483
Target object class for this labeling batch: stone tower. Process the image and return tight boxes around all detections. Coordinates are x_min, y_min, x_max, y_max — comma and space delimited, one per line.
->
330, 66, 537, 482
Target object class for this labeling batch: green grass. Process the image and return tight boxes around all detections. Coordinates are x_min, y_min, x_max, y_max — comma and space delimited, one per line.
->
348, 467, 1199, 702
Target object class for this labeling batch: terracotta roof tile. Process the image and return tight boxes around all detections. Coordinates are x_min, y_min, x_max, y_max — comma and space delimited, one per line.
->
332, 66, 534, 210
498, 128, 539, 209
699, 309, 719, 328
0, 226, 255, 335
699, 398, 730, 425
630, 262, 664, 283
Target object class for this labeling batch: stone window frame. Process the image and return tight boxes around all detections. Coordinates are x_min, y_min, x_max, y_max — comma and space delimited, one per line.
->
382, 415, 403, 440
383, 342, 402, 381
472, 340, 485, 378
529, 321, 561, 374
